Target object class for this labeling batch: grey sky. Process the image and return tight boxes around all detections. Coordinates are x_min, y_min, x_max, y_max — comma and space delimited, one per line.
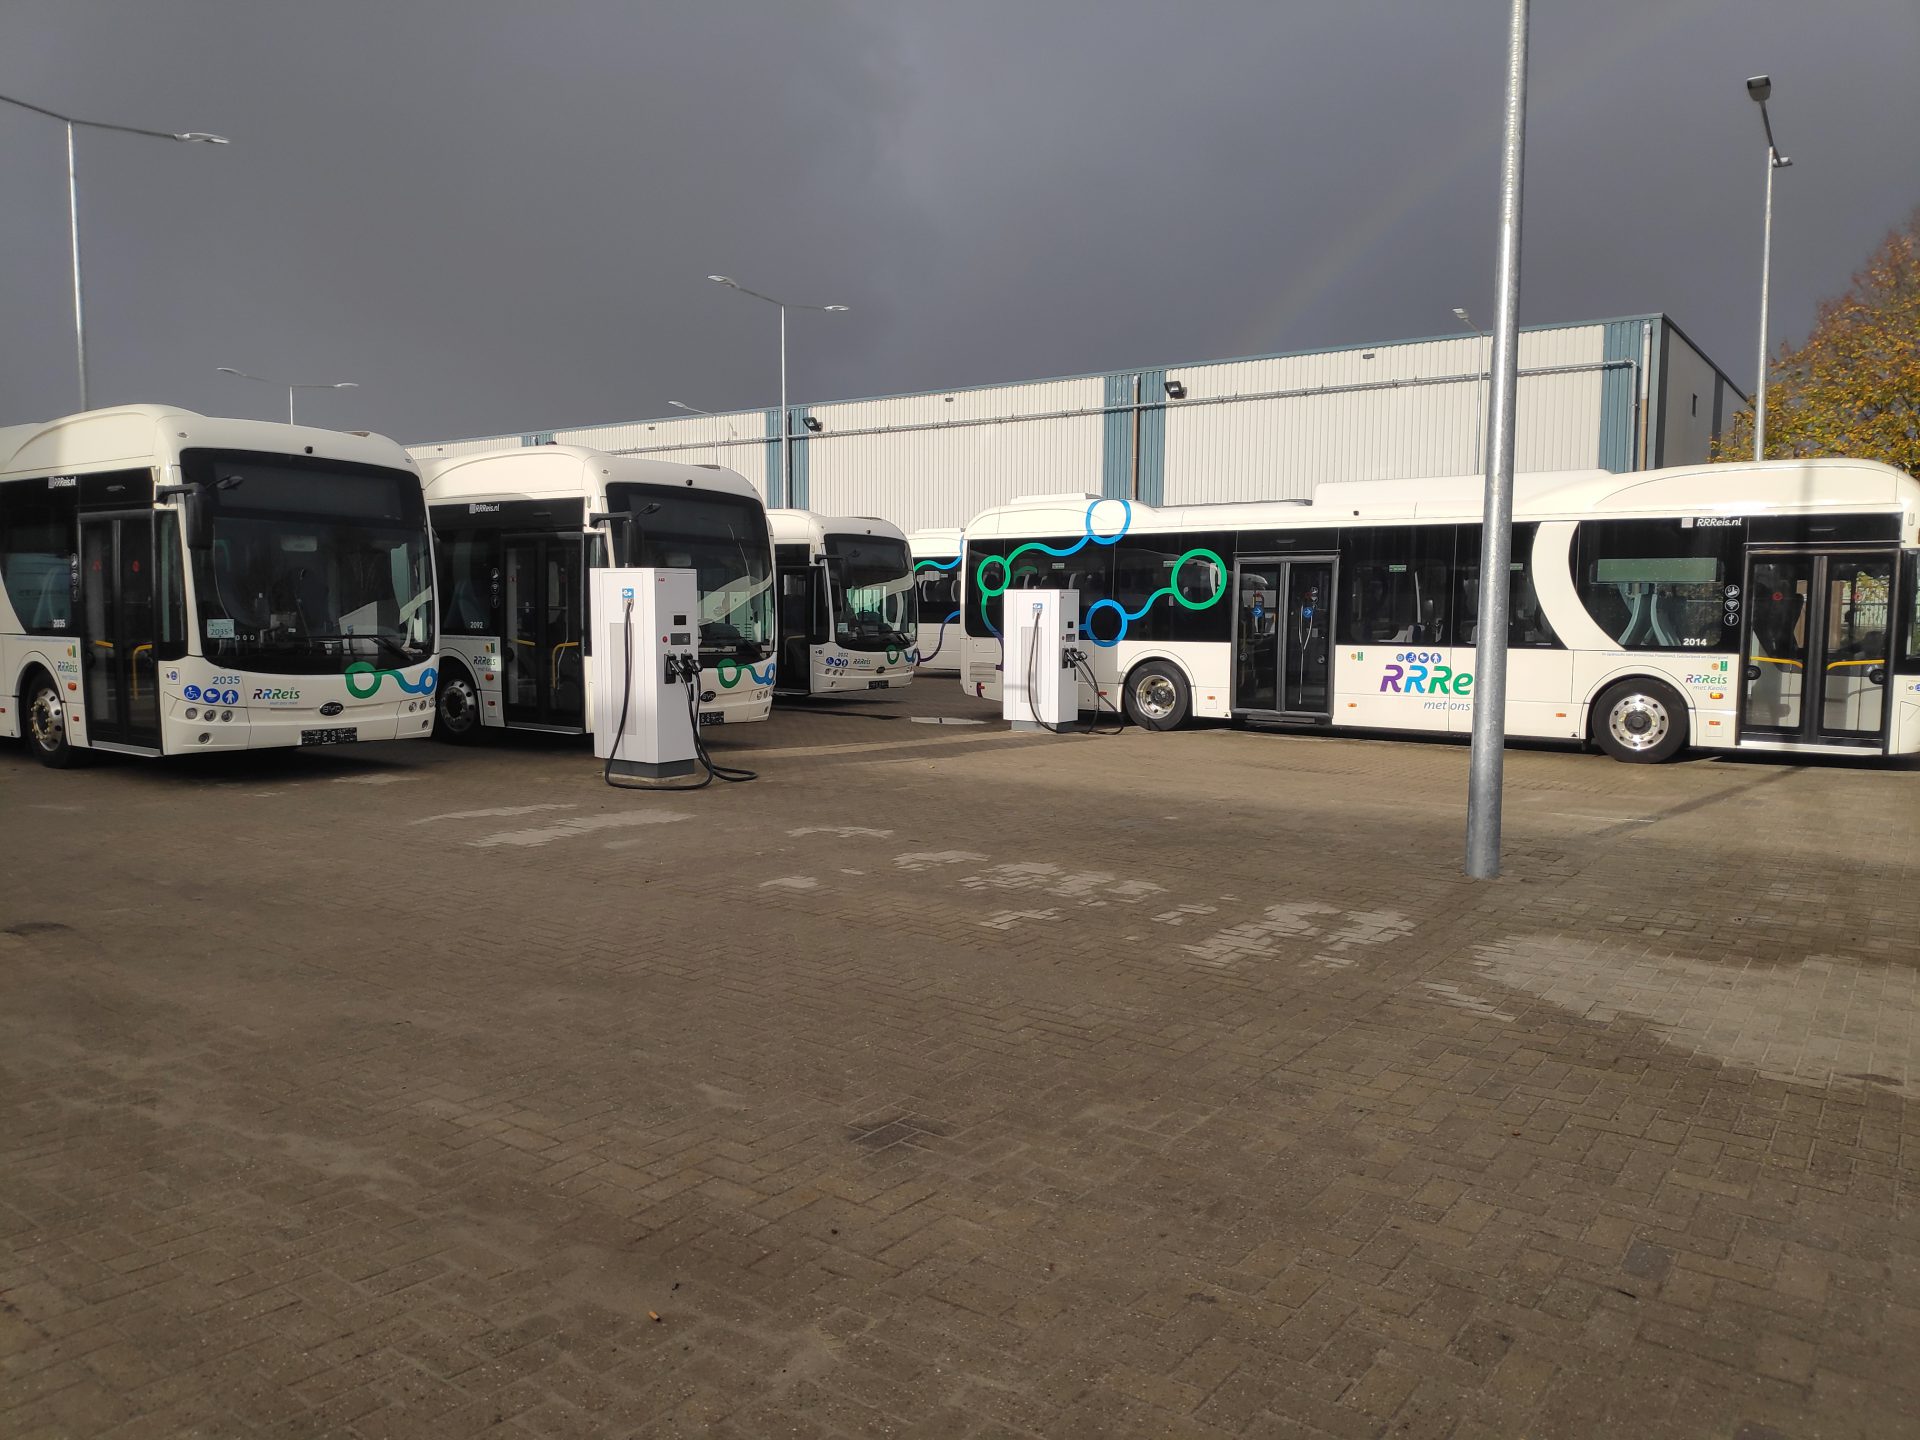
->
4, 1, 1916, 445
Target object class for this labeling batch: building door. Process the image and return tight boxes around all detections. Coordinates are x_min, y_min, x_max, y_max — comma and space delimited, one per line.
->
78, 514, 161, 750
1233, 555, 1335, 718
500, 534, 586, 729
1740, 550, 1894, 748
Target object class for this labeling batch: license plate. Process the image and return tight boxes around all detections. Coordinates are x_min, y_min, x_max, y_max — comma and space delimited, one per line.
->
698, 711, 724, 726
867, 680, 889, 690
300, 727, 359, 746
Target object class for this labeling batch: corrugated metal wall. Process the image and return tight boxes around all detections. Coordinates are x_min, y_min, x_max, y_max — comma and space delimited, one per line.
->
409, 317, 1712, 528
1161, 327, 1611, 504
800, 377, 1104, 530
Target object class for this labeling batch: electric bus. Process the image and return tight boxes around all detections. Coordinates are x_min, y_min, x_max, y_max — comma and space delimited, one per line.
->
957, 459, 1920, 762
1, 405, 437, 767
420, 446, 774, 739
908, 527, 963, 672
767, 510, 917, 697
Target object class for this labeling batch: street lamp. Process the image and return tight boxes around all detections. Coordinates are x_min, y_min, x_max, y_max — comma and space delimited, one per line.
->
1745, 75, 1792, 461
0, 92, 228, 411
708, 275, 849, 506
217, 367, 358, 425
667, 399, 738, 467
1453, 306, 1491, 473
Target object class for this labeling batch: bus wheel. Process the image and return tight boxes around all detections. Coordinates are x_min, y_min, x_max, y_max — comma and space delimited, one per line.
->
1123, 661, 1190, 731
23, 670, 79, 769
1592, 678, 1687, 763
434, 663, 482, 744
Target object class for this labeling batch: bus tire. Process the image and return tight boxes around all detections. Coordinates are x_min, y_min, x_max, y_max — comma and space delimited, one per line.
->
1591, 677, 1688, 764
1123, 660, 1190, 731
433, 662, 482, 744
22, 668, 80, 769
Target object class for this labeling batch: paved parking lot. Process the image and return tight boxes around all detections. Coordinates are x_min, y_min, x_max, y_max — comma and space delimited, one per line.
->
3, 691, 1918, 1440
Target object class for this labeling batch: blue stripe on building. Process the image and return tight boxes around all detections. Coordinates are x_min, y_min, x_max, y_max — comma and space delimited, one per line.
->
1597, 320, 1640, 473
789, 407, 810, 509
1101, 373, 1132, 499
1136, 367, 1167, 506
763, 408, 781, 505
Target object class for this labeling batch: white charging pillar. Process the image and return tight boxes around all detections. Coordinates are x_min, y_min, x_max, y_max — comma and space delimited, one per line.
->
1002, 588, 1080, 731
589, 567, 700, 780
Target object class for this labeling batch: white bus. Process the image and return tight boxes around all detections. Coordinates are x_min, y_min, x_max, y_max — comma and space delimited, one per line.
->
908, 527, 964, 672
768, 510, 917, 697
957, 460, 1920, 762
1, 405, 437, 767
420, 446, 775, 739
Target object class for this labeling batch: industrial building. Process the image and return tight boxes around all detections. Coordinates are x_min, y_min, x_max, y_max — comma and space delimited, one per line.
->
409, 314, 1744, 531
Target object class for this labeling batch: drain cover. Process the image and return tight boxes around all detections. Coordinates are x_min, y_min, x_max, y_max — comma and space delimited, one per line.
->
910, 716, 987, 726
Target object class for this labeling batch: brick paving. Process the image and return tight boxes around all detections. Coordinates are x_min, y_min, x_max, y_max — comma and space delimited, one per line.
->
2, 692, 1917, 1439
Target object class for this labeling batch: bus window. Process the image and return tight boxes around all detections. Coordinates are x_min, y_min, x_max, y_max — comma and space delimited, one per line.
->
155, 512, 188, 661
0, 478, 79, 635
1339, 525, 1452, 645
1575, 519, 1738, 650
1455, 524, 1560, 649
438, 533, 501, 634
1903, 555, 1920, 674
1110, 534, 1228, 642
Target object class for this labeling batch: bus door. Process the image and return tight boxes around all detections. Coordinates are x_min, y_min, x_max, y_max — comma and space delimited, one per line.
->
1233, 555, 1335, 718
1740, 549, 1894, 749
501, 533, 586, 730
775, 562, 818, 693
78, 513, 161, 751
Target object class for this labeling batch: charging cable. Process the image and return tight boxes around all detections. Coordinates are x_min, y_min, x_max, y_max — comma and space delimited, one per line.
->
1065, 646, 1123, 735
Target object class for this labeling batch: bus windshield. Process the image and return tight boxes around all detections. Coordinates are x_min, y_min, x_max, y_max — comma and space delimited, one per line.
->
825, 533, 916, 651
185, 450, 435, 675
610, 482, 773, 655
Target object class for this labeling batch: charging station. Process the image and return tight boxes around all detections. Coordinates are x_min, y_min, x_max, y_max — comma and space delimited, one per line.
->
1002, 588, 1082, 732
590, 567, 700, 780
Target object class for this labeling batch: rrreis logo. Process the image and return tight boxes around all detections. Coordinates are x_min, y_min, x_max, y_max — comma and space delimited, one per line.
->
468, 502, 501, 514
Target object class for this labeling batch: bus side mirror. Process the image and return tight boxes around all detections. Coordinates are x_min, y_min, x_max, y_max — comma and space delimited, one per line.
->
158, 483, 213, 549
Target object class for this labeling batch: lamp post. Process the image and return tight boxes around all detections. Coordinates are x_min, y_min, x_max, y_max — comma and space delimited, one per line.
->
1452, 306, 1491, 473
217, 367, 358, 425
1463, 0, 1531, 881
667, 399, 737, 467
0, 92, 228, 411
707, 275, 848, 506
1745, 76, 1792, 461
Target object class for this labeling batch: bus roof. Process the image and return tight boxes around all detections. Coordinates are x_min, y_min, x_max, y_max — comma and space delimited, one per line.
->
907, 527, 964, 557
0, 404, 417, 479
963, 459, 1920, 537
767, 509, 909, 546
418, 444, 760, 508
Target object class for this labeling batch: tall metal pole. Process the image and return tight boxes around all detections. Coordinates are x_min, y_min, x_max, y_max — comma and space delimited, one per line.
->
1464, 0, 1530, 880
4, 94, 226, 413
1754, 151, 1774, 460
287, 386, 297, 425
66, 122, 88, 410
779, 303, 790, 508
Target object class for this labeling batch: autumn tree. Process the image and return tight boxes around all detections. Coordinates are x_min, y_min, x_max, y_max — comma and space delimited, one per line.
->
1716, 206, 1920, 474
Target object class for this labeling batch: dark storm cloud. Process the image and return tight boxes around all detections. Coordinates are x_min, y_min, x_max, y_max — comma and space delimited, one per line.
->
3, 1, 1916, 443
